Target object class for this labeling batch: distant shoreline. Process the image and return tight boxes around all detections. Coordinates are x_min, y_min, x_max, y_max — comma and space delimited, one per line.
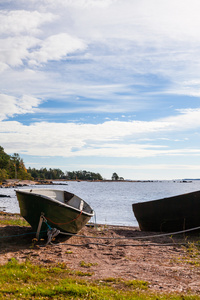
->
0, 178, 195, 188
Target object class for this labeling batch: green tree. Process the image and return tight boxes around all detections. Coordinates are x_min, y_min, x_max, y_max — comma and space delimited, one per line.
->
65, 170, 103, 181
10, 153, 31, 180
0, 146, 32, 181
0, 146, 10, 170
0, 169, 8, 181
27, 167, 65, 180
112, 172, 119, 181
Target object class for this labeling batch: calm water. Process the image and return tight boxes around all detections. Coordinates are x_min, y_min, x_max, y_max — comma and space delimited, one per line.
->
1, 180, 200, 226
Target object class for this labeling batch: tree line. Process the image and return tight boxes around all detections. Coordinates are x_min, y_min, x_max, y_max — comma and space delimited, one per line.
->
27, 168, 103, 181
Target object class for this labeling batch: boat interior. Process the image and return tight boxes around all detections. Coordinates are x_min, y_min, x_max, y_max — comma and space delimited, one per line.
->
25, 189, 93, 213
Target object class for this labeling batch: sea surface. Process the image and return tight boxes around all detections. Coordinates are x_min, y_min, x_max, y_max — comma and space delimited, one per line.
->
1, 180, 200, 227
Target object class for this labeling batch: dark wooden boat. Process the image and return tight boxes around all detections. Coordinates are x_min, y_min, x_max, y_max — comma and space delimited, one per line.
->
16, 189, 94, 236
132, 190, 200, 232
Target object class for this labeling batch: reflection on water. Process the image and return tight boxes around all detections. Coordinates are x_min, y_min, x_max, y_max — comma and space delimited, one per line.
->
1, 180, 200, 226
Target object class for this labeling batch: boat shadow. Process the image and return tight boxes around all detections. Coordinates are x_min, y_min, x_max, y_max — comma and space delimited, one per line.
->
0, 225, 71, 254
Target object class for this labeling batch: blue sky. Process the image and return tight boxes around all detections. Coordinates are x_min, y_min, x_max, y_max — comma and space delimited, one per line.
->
1, 0, 200, 180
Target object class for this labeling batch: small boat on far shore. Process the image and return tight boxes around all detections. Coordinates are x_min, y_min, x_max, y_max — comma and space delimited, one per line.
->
16, 189, 94, 236
132, 190, 200, 233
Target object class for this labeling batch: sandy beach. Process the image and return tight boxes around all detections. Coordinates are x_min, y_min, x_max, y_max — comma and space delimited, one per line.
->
0, 213, 200, 295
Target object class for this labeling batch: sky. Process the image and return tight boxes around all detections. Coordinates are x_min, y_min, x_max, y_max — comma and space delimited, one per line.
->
1, 0, 200, 180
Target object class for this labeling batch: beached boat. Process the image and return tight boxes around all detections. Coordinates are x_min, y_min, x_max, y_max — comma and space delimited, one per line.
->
132, 190, 200, 232
16, 189, 94, 236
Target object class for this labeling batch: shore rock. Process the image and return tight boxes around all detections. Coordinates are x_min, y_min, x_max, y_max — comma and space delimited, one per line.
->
0, 179, 53, 188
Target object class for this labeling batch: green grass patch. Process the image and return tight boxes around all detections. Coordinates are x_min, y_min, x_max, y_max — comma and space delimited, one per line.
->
80, 260, 98, 268
181, 242, 200, 267
74, 270, 93, 277
0, 258, 199, 299
171, 241, 200, 268
0, 217, 29, 227
99, 277, 149, 291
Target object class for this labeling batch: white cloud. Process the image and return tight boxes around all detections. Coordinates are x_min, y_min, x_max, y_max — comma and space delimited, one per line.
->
1, 107, 200, 157
0, 36, 39, 67
56, 0, 200, 45
0, 10, 55, 35
69, 163, 200, 170
0, 10, 88, 69
61, 143, 200, 158
0, 33, 86, 70
0, 94, 42, 121
0, 62, 8, 72
27, 0, 115, 9
29, 33, 86, 65
161, 108, 200, 131
1, 0, 200, 100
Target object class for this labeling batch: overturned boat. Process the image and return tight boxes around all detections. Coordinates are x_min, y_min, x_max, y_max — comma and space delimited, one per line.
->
132, 190, 200, 232
16, 189, 94, 236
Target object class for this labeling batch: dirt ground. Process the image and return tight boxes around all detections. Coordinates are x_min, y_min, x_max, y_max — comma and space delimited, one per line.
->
0, 214, 200, 294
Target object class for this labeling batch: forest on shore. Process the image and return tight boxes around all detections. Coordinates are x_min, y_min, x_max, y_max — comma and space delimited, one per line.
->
27, 168, 103, 181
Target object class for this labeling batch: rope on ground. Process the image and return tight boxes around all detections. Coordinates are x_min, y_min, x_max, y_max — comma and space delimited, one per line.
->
1, 216, 200, 247
54, 242, 200, 247
40, 221, 200, 247
58, 225, 200, 241
0, 230, 47, 239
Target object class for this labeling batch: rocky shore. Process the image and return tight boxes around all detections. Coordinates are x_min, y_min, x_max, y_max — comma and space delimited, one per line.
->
0, 179, 54, 188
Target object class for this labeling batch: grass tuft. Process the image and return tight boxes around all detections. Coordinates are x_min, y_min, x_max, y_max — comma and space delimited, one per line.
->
0, 218, 29, 227
80, 260, 98, 268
